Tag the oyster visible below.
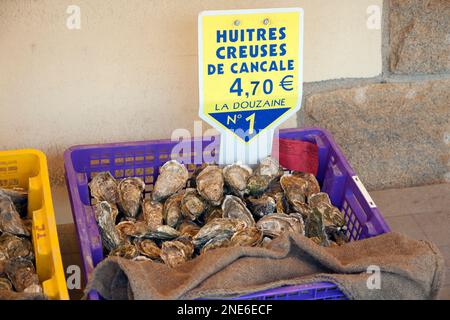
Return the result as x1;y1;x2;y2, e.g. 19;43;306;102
230;227;263;247
256;213;304;238
163;192;184;228
135;239;161;260
141;199;164;229
290;200;312;219
325;226;349;246
23;283;43;294
222;195;255;227
181;189;207;221
0;277;13;291
118;177;145;219
109;243;138;259
0;233;34;260
186;163;207;188
280;174;308;204
246;195;276;218
305;207;329;246
273;192;290;214
193;218;246;248
322;205;346;229
223;164;252;195
0;247;7;261
160;237;194;268
202;207;223;225
144;225;180;240
88;171;119;204
116;220;139;240
133;256;153;262
246;175;272;197
177;220;201;237
0;192;30;237
260;237;272;248
152;160;188;201
201;234;231;254
308;192;331;208
254;156;283;178
293;171;320;196
196;165;224;206
0;187;27;218
5;258;39;292
93;201;122;251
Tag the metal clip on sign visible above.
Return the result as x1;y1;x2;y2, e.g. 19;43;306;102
198;8;304;164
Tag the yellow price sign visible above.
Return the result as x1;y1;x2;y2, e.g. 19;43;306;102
198;8;304;144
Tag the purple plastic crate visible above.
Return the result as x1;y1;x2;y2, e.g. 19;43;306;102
64;127;390;300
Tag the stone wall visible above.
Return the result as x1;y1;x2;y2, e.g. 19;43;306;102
299;0;450;190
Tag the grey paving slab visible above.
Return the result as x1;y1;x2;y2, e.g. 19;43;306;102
371;183;450;218
413;212;450;247
385;215;429;241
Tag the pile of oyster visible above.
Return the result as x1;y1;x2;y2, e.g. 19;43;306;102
0;188;42;294
89;157;348;268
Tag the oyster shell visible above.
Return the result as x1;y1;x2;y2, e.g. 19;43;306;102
193;218;246;248
89;171;119;204
222;195;255;227
118;177;145;219
135;239;161;260
202;207;223;225
325;226;349;246
0;233;34;260
0;187;27;218
223;164;252;195
196;165;224;206
254;156;283;178
260;237;273;248
23;283;43;294
187;163;208;188
246;175;272;197
308;192;331;207
0;192;30;237
322;205;346;229
201;234;231;254
177;220;201;237
0;277;13;291
293;171;320;196
93;201;122;251
230;227;263;247
246;195;276;218
144;225;180;240
0;246;7;261
280;174;308;204
163;192;184;228
152;160;188;201
305;207;329;246
116;220;139;240
273;192;290;214
181;189;207;221
5;258;39;292
160;237;194;268
109;243;138;259
141;199;164;229
290;200;312;219
256;213;305;238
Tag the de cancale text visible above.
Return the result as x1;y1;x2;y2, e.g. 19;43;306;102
208;27;295;75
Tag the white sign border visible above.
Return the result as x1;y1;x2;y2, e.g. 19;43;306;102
198;7;304;144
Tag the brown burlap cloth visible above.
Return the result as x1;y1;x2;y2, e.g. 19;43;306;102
85;232;445;300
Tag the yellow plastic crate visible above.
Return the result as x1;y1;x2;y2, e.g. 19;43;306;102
0;149;68;300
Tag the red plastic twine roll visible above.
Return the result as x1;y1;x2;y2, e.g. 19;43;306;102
272;138;319;175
